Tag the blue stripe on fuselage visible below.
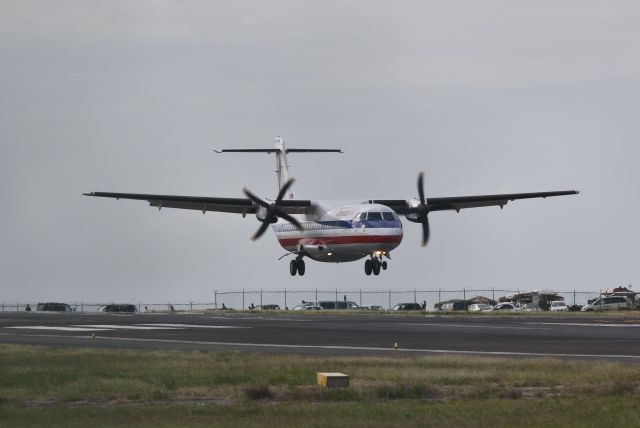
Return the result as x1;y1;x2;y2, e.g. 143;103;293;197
273;219;402;233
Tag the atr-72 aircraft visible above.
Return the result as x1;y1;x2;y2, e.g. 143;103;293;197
84;137;578;277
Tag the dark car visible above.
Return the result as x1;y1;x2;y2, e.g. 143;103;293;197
258;304;281;310
391;303;422;311
98;304;137;313
36;302;73;312
318;301;360;310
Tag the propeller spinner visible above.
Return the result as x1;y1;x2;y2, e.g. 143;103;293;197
243;178;303;240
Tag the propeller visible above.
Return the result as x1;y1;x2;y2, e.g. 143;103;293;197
243;178;303;240
406;172;431;246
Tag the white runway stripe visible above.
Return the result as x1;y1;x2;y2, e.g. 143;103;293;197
6;326;113;332
400;322;547;331
137;324;250;329
526;322;640;328
74;325;182;330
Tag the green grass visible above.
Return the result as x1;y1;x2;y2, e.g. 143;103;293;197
1;345;640;427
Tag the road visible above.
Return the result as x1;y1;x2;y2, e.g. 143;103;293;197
1;311;639;360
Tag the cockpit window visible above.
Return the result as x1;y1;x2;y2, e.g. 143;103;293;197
357;212;367;221
367;212;382;221
382;212;395;221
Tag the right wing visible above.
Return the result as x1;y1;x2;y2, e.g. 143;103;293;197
83;192;311;215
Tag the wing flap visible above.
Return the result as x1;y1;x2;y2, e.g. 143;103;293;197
84;192;311;215
371;190;578;213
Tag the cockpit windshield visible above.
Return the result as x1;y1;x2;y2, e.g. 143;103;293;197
357;211;397;221
367;212;383;221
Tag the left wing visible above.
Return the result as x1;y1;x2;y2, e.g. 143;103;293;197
83;192;311;215
372;190;579;214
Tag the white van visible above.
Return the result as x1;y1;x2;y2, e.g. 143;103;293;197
581;296;632;311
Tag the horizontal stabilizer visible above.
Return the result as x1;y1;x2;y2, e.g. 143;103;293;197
214;148;342;154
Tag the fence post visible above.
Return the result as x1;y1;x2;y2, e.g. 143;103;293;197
190;300;193;312
492;287;495;301
359;288;362;307
438;288;441;304
81;302;84;312
335;289;338;309
414;288;417;303
214;290;217;310
573;289;576;306
315;288;318;302
260;288;263;308
284;288;287;310
463;288;466;300
242;289;245;310
388;289;391;310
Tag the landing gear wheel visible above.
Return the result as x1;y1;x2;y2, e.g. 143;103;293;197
382;261;388;270
364;259;373;276
297;258;306;276
372;259;381;276
289;259;298;276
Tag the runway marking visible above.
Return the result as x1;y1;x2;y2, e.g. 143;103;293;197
137;324;251;329
526;322;640;328
5;326;113;332
8;333;640;360
74;325;182;330
400;323;547;331
205;316;310;322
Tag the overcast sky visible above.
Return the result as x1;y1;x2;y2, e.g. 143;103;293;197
1;1;639;304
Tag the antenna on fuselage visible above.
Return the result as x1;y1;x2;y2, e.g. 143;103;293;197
214;137;342;199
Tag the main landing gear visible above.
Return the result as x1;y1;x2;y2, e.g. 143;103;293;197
289;256;306;276
364;256;388;276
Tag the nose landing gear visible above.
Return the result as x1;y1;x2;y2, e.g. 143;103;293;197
364;255;388;276
289;256;306;276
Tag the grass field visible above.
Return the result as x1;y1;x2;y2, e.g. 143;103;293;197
1;345;640;427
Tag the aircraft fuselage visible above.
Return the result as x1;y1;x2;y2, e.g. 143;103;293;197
273;202;403;262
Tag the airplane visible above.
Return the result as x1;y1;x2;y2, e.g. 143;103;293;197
84;136;579;277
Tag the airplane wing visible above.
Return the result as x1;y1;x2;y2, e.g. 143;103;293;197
372;190;579;214
83;192;311;215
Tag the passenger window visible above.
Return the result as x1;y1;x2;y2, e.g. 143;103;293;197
368;212;382;221
382;212;395;221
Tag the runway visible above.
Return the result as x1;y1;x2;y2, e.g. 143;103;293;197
1;311;640;360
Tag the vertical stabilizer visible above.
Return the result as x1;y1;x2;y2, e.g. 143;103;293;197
273;136;292;199
214;138;342;199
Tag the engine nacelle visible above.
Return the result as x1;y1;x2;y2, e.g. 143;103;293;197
256;206;278;224
404;199;422;223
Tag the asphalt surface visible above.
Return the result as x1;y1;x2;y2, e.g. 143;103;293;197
1;311;640;360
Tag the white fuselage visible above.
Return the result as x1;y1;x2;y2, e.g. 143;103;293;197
272;201;403;262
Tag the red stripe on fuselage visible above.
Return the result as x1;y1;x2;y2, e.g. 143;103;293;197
278;235;403;247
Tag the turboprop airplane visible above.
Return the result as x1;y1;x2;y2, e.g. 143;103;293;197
84;137;579;276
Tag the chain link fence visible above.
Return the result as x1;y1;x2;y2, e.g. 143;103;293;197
0;289;604;313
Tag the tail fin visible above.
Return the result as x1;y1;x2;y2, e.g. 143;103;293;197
215;136;342;199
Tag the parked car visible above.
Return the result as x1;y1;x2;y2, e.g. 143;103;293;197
549;301;569;312
492;303;517;311
581;296;632;311
521;303;542;312
361;305;385;311
468;303;492;312
257;304;280;310
391;303;422;311
292;303;321;310
317;301;360;310
98;304;137;313
36;302;73;312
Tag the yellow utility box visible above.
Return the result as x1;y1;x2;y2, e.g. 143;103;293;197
317;372;349;388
